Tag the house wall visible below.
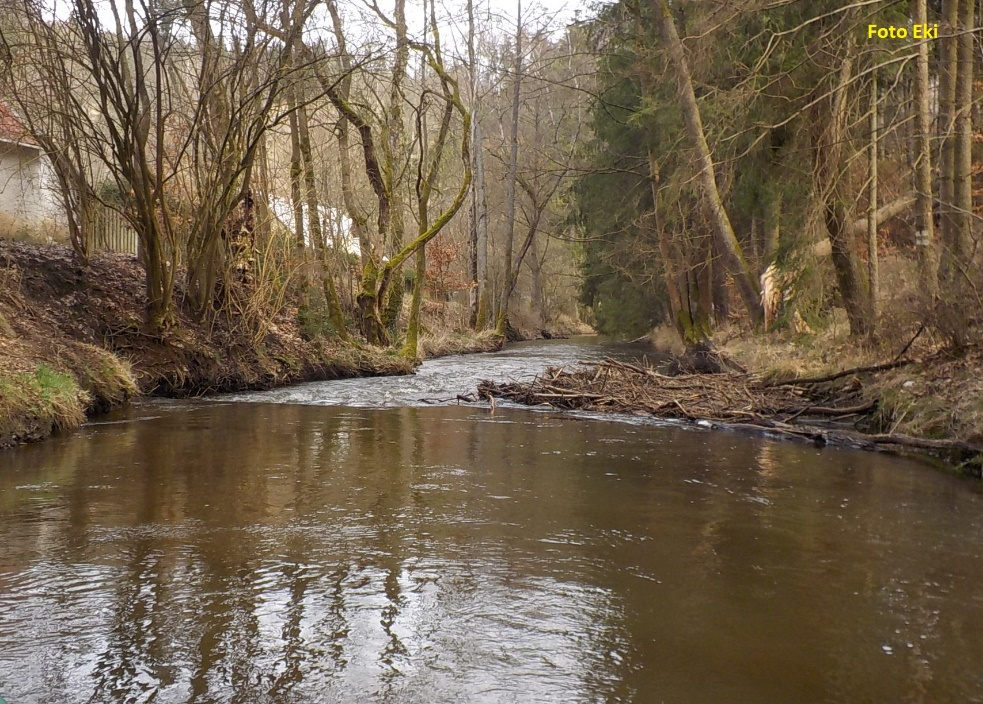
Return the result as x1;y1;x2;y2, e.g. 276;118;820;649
0;140;66;236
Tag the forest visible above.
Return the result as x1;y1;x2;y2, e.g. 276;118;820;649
0;0;981;460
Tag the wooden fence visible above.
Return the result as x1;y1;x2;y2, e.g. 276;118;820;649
91;206;139;255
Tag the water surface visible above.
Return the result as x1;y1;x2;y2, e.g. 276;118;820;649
1;338;981;703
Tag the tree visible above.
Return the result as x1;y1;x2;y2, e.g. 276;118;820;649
651;0;763;330
496;0;523;337
913;0;938;298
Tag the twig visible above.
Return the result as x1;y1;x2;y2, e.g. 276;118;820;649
893;324;925;362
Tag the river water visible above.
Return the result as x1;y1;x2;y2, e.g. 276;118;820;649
1;337;982;703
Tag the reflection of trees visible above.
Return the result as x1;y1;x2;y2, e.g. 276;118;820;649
3;402;982;701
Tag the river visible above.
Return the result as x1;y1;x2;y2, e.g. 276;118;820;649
1;337;981;703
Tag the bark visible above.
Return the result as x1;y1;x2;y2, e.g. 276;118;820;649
472;118;489;329
322;0;390;344
648;150;711;344
953;0;974;262
287;94;305;250
382;0;409;333
762;193;781;270
846;194;915;236
403;244;426;357
467;0;489;329
867;70;879;323
816;41;870;337
914;0;939;298
651;0;763;326
526;234;546;331
938;0;960;277
497;0;523;335
298;98;348;340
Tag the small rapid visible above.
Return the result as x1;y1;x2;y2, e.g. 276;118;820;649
218;335;657;408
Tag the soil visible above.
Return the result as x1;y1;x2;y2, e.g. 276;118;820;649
0;239;412;449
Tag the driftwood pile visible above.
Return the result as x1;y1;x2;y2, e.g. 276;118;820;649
477;358;983;462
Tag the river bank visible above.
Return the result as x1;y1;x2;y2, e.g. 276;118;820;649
1;239;598;450
0;239;444;450
479;338;983;476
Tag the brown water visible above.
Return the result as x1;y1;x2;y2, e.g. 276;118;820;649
1;339;982;703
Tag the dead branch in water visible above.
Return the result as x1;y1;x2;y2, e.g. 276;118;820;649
477;358;983;463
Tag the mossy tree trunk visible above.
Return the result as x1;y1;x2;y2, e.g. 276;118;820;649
652;0;763;328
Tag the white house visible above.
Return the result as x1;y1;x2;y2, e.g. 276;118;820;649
0;101;65;236
268;196;360;256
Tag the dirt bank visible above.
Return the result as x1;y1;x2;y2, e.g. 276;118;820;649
0;239;413;450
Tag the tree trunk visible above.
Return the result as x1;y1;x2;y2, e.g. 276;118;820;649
298;99;348;340
938;0;960;278
382;0;409;334
466;0;484;329
651;0;763;326
648;150;711;344
914;0;939;298
471;118;489;329
527;234;546;331
497;0;522;335
762;192;781;270
815;40;870;337
867;69;879;323
953;0;974;263
402;243;426;358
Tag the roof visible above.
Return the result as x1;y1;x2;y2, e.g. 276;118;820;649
0;100;38;147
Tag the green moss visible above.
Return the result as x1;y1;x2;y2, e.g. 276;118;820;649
35;365;77;401
0;365;87;443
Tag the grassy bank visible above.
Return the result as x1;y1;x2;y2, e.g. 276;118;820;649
0;239;412;450
718;321;983;452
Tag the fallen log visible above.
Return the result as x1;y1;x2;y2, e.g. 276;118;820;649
763;359;915;386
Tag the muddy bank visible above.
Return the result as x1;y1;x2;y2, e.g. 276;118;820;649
0;239;412;450
479;356;983;475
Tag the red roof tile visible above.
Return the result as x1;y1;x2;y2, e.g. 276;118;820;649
0;100;37;146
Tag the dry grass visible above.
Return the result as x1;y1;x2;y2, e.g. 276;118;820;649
715;284;983;455
0;324;138;448
0;335;89;445
870;350;983;445
419;329;504;359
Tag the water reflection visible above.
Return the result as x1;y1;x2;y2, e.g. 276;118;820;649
0;399;982;702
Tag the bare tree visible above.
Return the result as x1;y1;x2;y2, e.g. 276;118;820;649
914;0;938;298
496;0;523;336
